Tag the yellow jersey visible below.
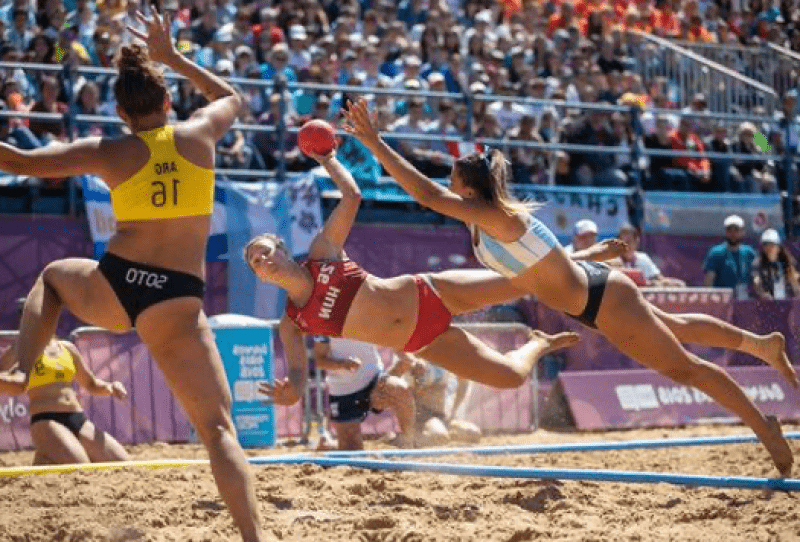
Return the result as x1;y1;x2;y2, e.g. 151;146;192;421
111;125;214;221
26;344;76;391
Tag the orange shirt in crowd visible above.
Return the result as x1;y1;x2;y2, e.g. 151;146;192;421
575;0;606;18
669;130;711;176
686;26;716;42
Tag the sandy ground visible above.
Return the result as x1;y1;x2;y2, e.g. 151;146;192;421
0;424;799;542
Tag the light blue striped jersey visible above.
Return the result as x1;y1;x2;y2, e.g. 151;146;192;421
471;214;559;278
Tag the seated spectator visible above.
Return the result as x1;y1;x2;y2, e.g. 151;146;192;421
487;82;529;133
703;214;757;299
313;337;415;450
643;114;677;189
418;100;459;178
28;75;67;144
610;223;686;287
386;95;429;171
564;219;598;255
752;229;800;300
508;113;548;184
703;122;736;192
254;93;308;171
597;38;626;74
564;109;626;187
668;115;712;191
260;42;297;83
553;150;572;185
730;121;777;193
392;352;481;446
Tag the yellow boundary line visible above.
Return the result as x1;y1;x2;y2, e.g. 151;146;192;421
0;458;210;477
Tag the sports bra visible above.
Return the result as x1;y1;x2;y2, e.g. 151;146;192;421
471;214;559;278
26;343;76;391
111;125;214;221
286;260;369;337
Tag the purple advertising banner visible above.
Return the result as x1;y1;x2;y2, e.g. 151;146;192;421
558;366;800;430
526;288;736;371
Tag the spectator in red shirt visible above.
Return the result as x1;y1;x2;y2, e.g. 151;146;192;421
650;0;680;37
548;1;575;37
670;114;712;190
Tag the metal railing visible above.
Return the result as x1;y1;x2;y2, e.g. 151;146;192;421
0;60;797;236
677;40;800;99
632;32;778;114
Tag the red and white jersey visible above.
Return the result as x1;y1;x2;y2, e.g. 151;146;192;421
285;259;369;337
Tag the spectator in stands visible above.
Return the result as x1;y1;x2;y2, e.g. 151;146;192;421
553;150;571;185
730;121;777;193
0;336;130;464
752;228;800;300
703;214;757;299
303;336;415;450
420;99;459;178
254;92;306;171
596;36;625;74
487;81;529;133
704;122;736;192
261;42;297;83
392;352;481;446
386;95;429;171
668;114;711;191
681;93;712;139
564;109;626;187
773;90;799;150
28;75;67;144
564;219;598;255
508;113;548;185
611;223;686;287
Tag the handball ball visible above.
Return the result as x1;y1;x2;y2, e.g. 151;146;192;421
298;119;336;156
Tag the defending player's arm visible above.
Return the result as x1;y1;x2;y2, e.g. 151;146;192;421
312;340;360;372
65;342;127;399
126;8;242;143
0;138;115;179
0;344;25;395
343;99;508;228
571;239;628;262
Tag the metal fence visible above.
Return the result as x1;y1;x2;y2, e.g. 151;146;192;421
0;57;798;236
677;40;800;100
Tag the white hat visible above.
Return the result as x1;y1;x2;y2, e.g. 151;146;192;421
723;214;745;229
427;72;445;85
761;228;781;244
215;59;234;74
574;219;598;236
475;10;493;24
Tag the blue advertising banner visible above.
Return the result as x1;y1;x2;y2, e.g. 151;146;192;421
210;315;276;448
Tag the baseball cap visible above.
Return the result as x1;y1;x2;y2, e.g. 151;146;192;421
574;219;598;236
761;228;781;244
723;214;745;229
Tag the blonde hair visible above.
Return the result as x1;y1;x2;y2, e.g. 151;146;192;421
243;233;288;271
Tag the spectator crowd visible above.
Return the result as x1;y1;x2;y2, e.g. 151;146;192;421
0;0;799;191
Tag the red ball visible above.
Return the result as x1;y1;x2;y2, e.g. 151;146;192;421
298;119;336;156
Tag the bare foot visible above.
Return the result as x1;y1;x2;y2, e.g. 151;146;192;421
762;415;793;477
528;329;581;356
761;333;798;388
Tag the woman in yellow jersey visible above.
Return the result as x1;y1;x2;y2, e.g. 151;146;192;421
0;11;265;542
0;338;129;464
